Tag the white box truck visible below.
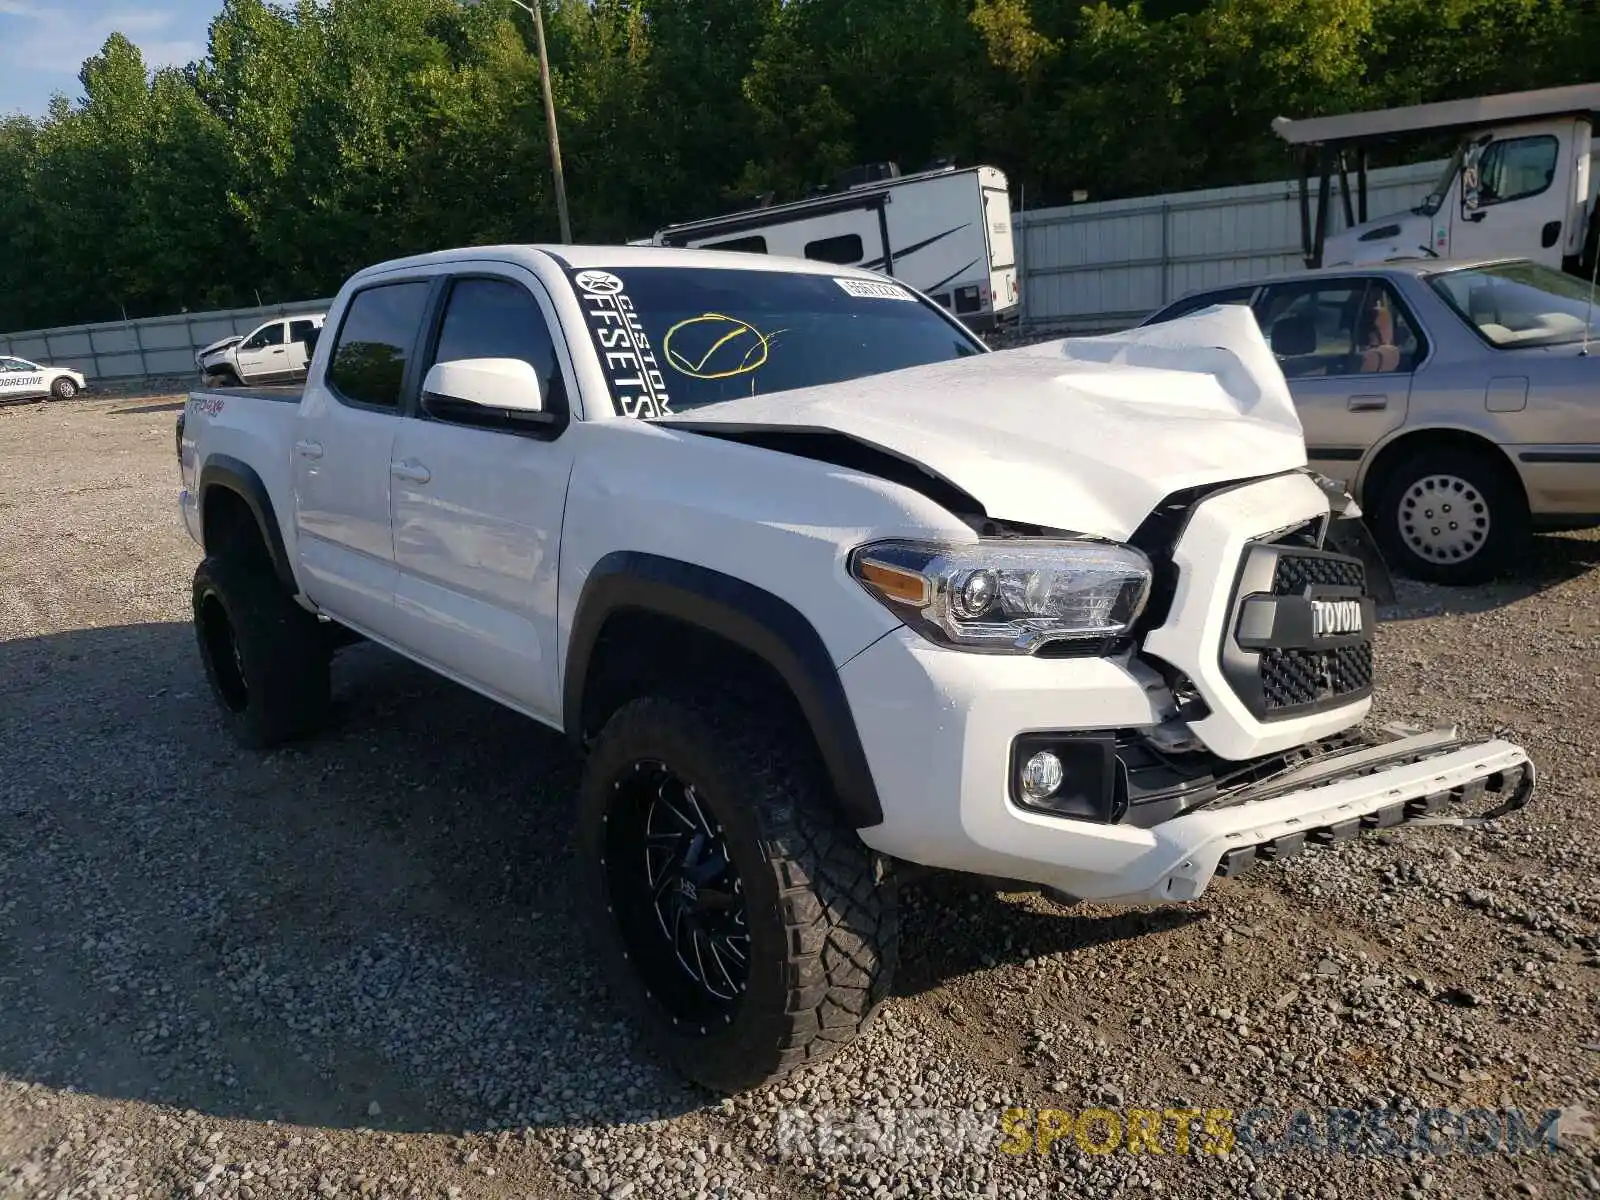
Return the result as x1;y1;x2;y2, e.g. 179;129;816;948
1274;84;1600;276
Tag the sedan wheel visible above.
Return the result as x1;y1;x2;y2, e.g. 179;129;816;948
1372;448;1528;586
49;376;78;400
1396;473;1490;566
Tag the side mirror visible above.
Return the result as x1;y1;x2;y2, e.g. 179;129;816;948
421;358;555;429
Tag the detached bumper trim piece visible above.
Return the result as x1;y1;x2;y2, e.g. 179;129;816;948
1144;732;1534;902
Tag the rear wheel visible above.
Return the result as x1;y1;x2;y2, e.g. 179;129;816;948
577;694;898;1093
192;552;330;749
1370;447;1528;585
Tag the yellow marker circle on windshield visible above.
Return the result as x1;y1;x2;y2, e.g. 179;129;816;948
663;313;772;380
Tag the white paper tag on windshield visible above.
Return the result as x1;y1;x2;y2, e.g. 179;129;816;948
834;277;915;301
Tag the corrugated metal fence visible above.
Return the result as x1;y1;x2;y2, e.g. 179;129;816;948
1013;158;1446;333
0;299;332;381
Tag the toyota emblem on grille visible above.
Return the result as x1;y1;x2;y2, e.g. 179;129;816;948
1310;598;1364;637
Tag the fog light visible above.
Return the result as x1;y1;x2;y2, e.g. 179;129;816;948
1021;750;1064;801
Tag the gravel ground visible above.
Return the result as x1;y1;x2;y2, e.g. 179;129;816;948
1;390;1597;1200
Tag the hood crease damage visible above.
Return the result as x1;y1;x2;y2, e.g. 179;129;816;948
658;305;1307;540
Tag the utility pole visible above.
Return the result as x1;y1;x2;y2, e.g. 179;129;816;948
507;0;572;243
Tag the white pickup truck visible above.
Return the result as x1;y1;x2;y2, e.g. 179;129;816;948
196;312;326;386
175;244;1535;1093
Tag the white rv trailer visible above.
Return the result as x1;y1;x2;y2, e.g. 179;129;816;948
650;164;1019;330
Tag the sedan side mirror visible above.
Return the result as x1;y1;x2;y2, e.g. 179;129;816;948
421;358;555;430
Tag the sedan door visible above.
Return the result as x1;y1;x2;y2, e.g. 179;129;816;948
388;270;577;725
1253;278;1420;480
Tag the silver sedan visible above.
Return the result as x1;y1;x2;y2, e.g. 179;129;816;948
1143;257;1600;584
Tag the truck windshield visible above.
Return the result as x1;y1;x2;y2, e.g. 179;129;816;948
1428;260;1598;348
562;266;986;417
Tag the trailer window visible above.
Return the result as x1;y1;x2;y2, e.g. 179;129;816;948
563;266;985;417
702;235;768;254
804;234;864;265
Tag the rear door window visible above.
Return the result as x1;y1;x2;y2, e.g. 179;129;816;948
327;282;432;408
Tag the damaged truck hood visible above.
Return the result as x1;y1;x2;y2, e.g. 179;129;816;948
657;305;1308;540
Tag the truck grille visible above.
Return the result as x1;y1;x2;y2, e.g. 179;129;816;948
1260;644;1374;711
1273;553;1364;594
1220;544;1375;721
1260;551;1372;711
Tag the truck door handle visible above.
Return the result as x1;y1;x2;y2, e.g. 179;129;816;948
1348;394;1388;412
390;459;431;484
271;347;286;354
294;439;324;460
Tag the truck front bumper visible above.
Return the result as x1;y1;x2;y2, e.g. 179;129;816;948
1130;731;1531;903
840;627;1534;905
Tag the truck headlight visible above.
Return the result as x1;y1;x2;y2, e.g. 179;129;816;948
849;539;1152;653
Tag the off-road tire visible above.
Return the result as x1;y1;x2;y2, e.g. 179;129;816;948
577;694;898;1093
192;552;330;750
1370;446;1529;586
48;376;77;400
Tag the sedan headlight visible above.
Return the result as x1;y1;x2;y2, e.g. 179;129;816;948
849;539;1152;653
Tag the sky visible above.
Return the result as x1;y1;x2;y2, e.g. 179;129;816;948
0;0;213;118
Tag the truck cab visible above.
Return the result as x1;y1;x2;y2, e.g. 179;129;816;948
1275;84;1600;276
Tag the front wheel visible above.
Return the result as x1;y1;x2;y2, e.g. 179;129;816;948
1369;447;1528;585
577;694;898;1093
49;376;77;400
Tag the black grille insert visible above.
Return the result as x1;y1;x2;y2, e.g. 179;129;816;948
1259;644;1374;711
1221;544;1375;721
1274;553;1364;595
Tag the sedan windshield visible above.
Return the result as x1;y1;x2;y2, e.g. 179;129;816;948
562;266;986;416
1429;260;1597;348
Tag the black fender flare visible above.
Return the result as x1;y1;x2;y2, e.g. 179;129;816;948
197;454;296;592
564;551;884;829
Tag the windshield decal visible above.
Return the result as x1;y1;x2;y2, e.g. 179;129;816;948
834;277;915;302
663;313;783;381
571;269;673;417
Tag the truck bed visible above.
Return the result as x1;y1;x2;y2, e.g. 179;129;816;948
204;384;304;404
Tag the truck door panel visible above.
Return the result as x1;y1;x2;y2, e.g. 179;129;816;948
294;282;431;634
236;321;288;383
287;319;320;379
389;272;574;724
1449;123;1576;267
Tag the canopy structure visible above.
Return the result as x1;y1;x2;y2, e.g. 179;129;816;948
1273;84;1600;148
1273;84;1600;267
